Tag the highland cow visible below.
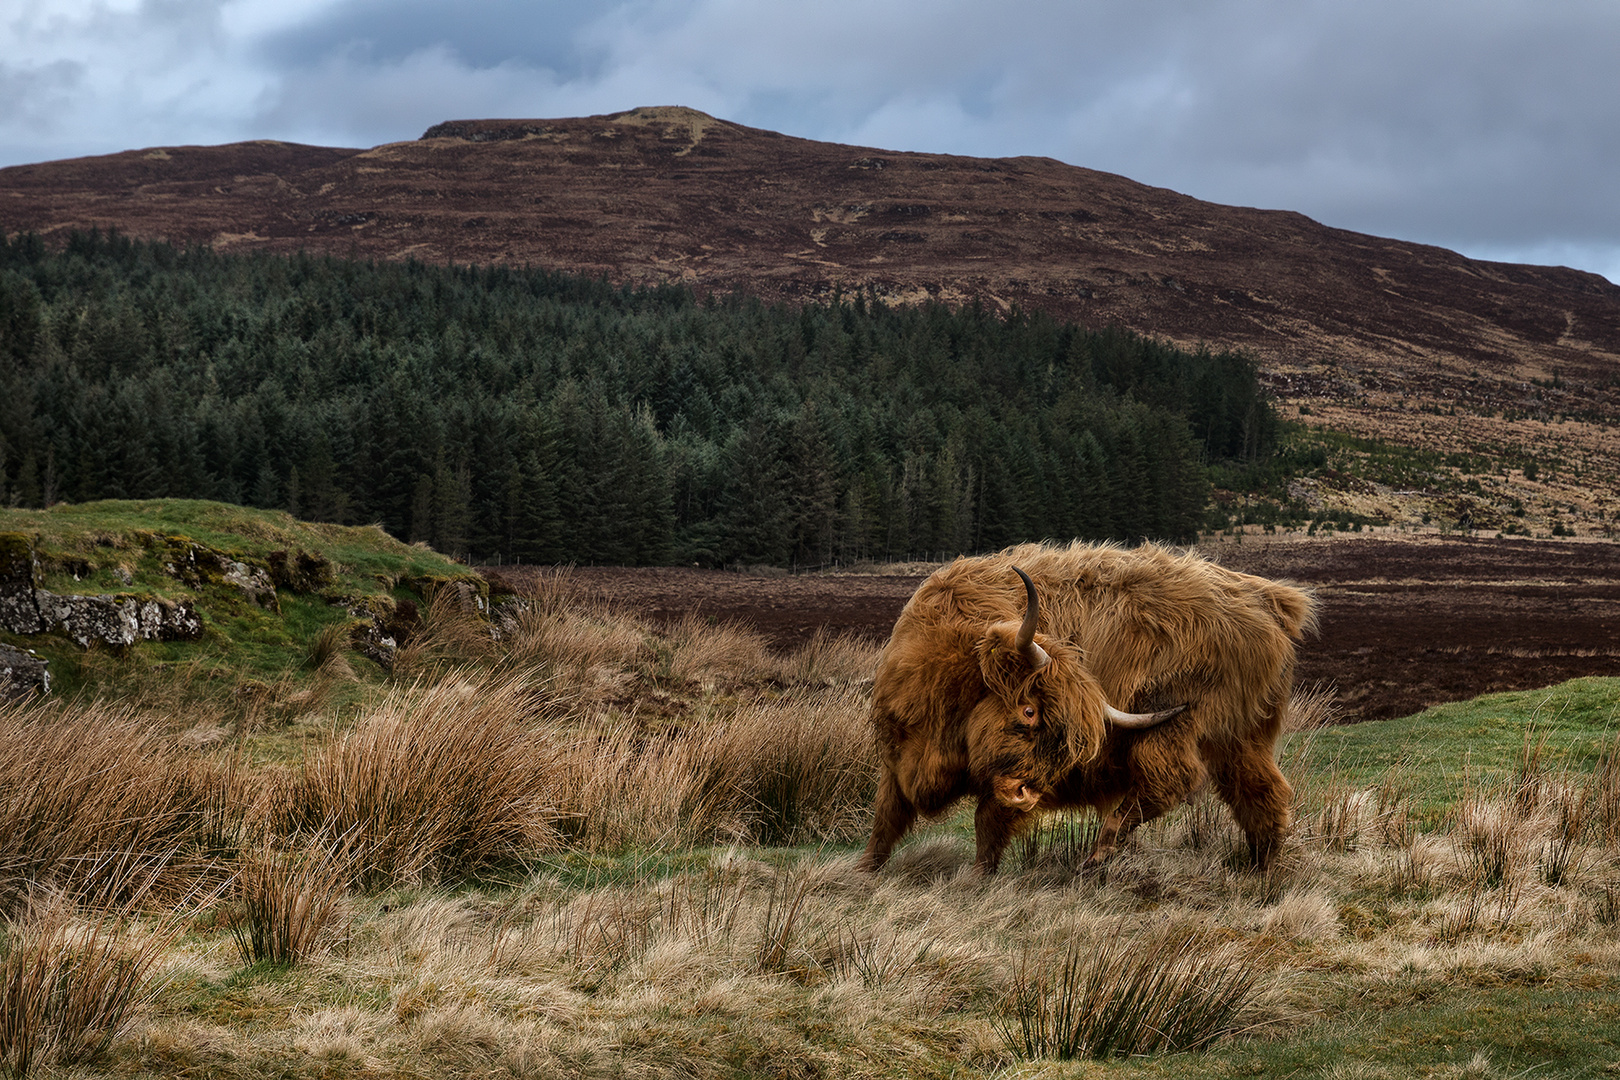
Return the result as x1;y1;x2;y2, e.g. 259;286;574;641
859;541;1317;874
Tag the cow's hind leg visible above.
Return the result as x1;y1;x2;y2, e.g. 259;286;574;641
1207;743;1292;869
859;771;917;872
1087;736;1208;868
1087;769;1207;867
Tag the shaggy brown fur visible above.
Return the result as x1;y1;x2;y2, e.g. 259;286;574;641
859;541;1317;874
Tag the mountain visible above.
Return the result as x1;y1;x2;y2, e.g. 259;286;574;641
3;105;1618;534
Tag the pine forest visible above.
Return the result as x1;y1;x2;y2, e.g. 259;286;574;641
0;230;1279;566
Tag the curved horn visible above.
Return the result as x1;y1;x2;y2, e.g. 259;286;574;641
1104;702;1189;729
1012;567;1050;669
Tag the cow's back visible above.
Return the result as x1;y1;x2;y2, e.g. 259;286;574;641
1000;542;1314;738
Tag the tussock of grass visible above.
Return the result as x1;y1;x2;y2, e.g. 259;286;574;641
653;612;773;686
270;676;569;889
229;841;351;967
304;622;356;681
549;686;876;851
1000;924;1270;1059
389;584;499;678
0;705;238;914
0;899;181;1078
772;626;882;685
1285;681;1342;732
491;571;648;683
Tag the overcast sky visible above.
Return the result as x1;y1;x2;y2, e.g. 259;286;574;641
4;0;1618;283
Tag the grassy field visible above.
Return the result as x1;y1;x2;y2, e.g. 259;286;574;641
2;505;1618;1079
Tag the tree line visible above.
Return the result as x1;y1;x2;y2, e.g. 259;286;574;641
0;230;1279;566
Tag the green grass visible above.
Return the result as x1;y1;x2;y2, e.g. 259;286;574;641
0;499;458;586
1286;677;1620;820
1085;981;1620;1079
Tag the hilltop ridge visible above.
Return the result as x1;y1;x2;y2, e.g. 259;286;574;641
3;106;1618;533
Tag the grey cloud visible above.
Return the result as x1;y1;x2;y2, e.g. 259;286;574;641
258;0;620;80
659;0;1620;266
250;46;569;145
1018;2;1620;251
0;59;87;134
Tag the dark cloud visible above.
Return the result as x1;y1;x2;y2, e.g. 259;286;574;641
257;0;615;78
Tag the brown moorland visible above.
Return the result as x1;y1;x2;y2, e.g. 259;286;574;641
4;106;1618;533
489;532;1620;724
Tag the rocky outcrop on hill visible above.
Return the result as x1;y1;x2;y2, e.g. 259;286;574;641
0;523;486;682
0;533;44;636
0;531;204;648
159;536;280;610
1;532;204;647
344;594;422;671
31;590;204;647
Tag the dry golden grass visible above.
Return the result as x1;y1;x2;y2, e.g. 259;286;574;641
38;761;1620;1078
390;583;502;677
3;570;1616;1077
543;683;875;852
305;622;357;681
652;611;773;686
488;570;648;687
1;887;195;1078
268;675;571;889
0;704;240;915
112;765;1620;1077
1000;922;1270;1059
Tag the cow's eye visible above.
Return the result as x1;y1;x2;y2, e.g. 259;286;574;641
1021;705;1038;724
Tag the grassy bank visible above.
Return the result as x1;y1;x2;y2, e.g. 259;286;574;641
0;498;479;709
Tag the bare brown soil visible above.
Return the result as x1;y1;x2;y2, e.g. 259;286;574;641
486;534;1620;724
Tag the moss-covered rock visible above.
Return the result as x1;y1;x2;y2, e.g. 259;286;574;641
0;531;43;633
268;548;336;594
343;594;424;671
35;590;203;647
402;574;491;609
2;531;204;647
0;642;48;698
150;534;279;610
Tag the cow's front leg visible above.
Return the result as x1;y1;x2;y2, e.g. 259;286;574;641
973;792;1029;874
